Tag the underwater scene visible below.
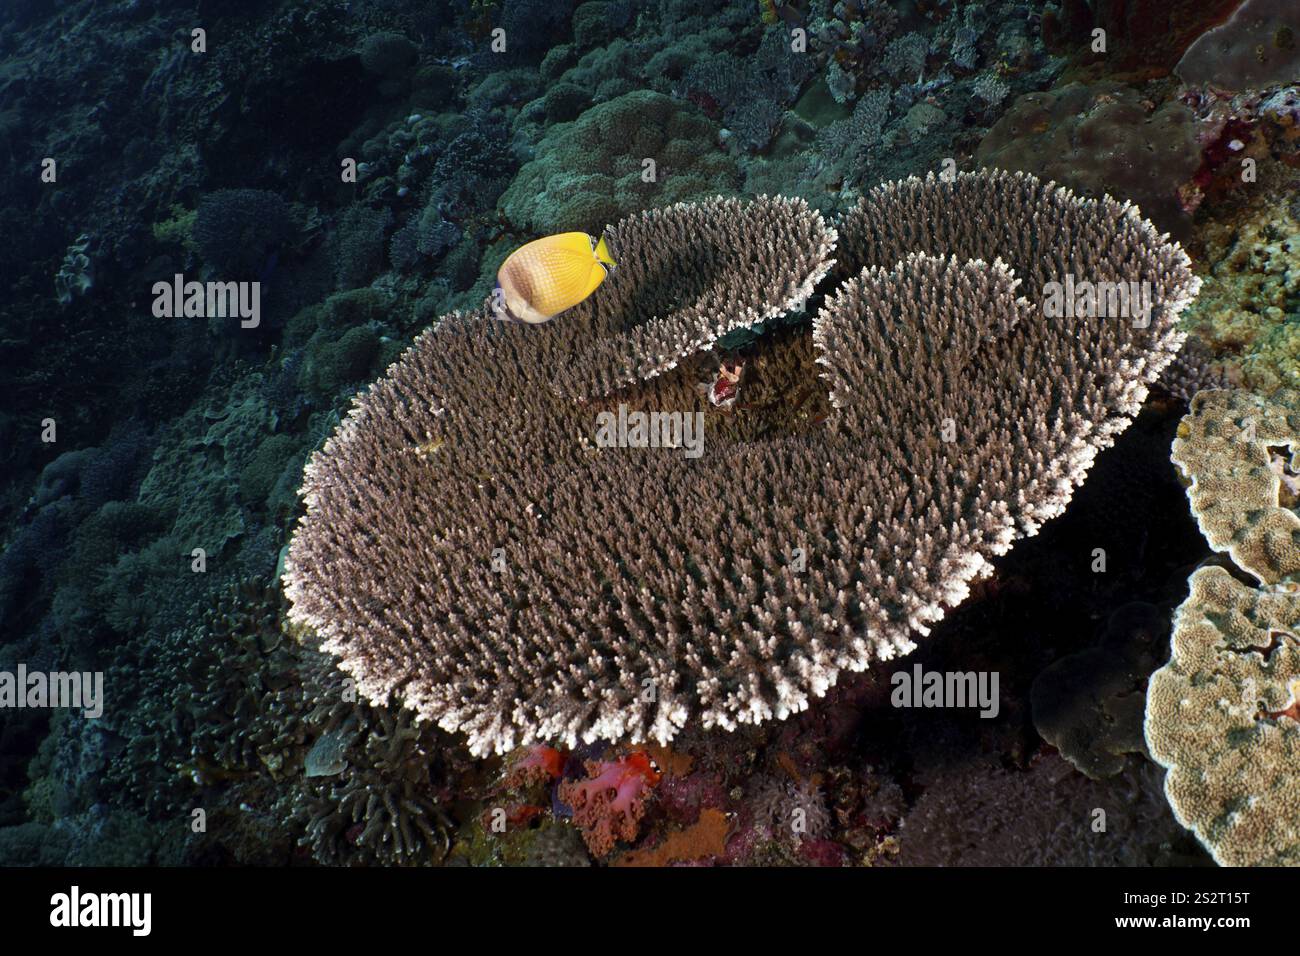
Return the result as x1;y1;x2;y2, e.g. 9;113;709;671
1;0;1299;887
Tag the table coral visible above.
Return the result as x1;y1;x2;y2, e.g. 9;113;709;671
284;171;1198;758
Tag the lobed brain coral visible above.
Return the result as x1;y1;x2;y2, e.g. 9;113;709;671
284;170;1199;757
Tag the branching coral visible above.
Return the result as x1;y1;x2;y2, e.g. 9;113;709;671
680;28;814;153
284;171;1198;757
290;691;455;867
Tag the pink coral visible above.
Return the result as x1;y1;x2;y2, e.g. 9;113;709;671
503;744;566;790
559;753;660;856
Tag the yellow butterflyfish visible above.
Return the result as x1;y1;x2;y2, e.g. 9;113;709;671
492;231;616;324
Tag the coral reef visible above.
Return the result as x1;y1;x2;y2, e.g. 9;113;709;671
500;90;740;235
284;171;1198;758
558;752;661;856
6;0;1291;872
1171;389;1300;585
1146;566;1300;865
976;82;1201;235
1176;0;1300;90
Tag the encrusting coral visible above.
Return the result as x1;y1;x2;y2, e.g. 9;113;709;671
1147;388;1300;865
1145;566;1300;866
284;170;1199;758
1178;172;1300;396
1170;389;1300;585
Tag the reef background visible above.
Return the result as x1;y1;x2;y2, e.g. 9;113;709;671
1;0;1296;866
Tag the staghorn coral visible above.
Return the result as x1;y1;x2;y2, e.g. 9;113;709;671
284;171;1198;758
1145;565;1300;865
1170;389;1300;585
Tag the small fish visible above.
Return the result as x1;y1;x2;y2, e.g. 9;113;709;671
492;231;616;324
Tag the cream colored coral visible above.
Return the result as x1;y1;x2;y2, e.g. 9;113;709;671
1145;565;1300;866
1171;389;1300;584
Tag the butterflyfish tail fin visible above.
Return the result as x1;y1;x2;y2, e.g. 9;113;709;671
593;233;616;268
